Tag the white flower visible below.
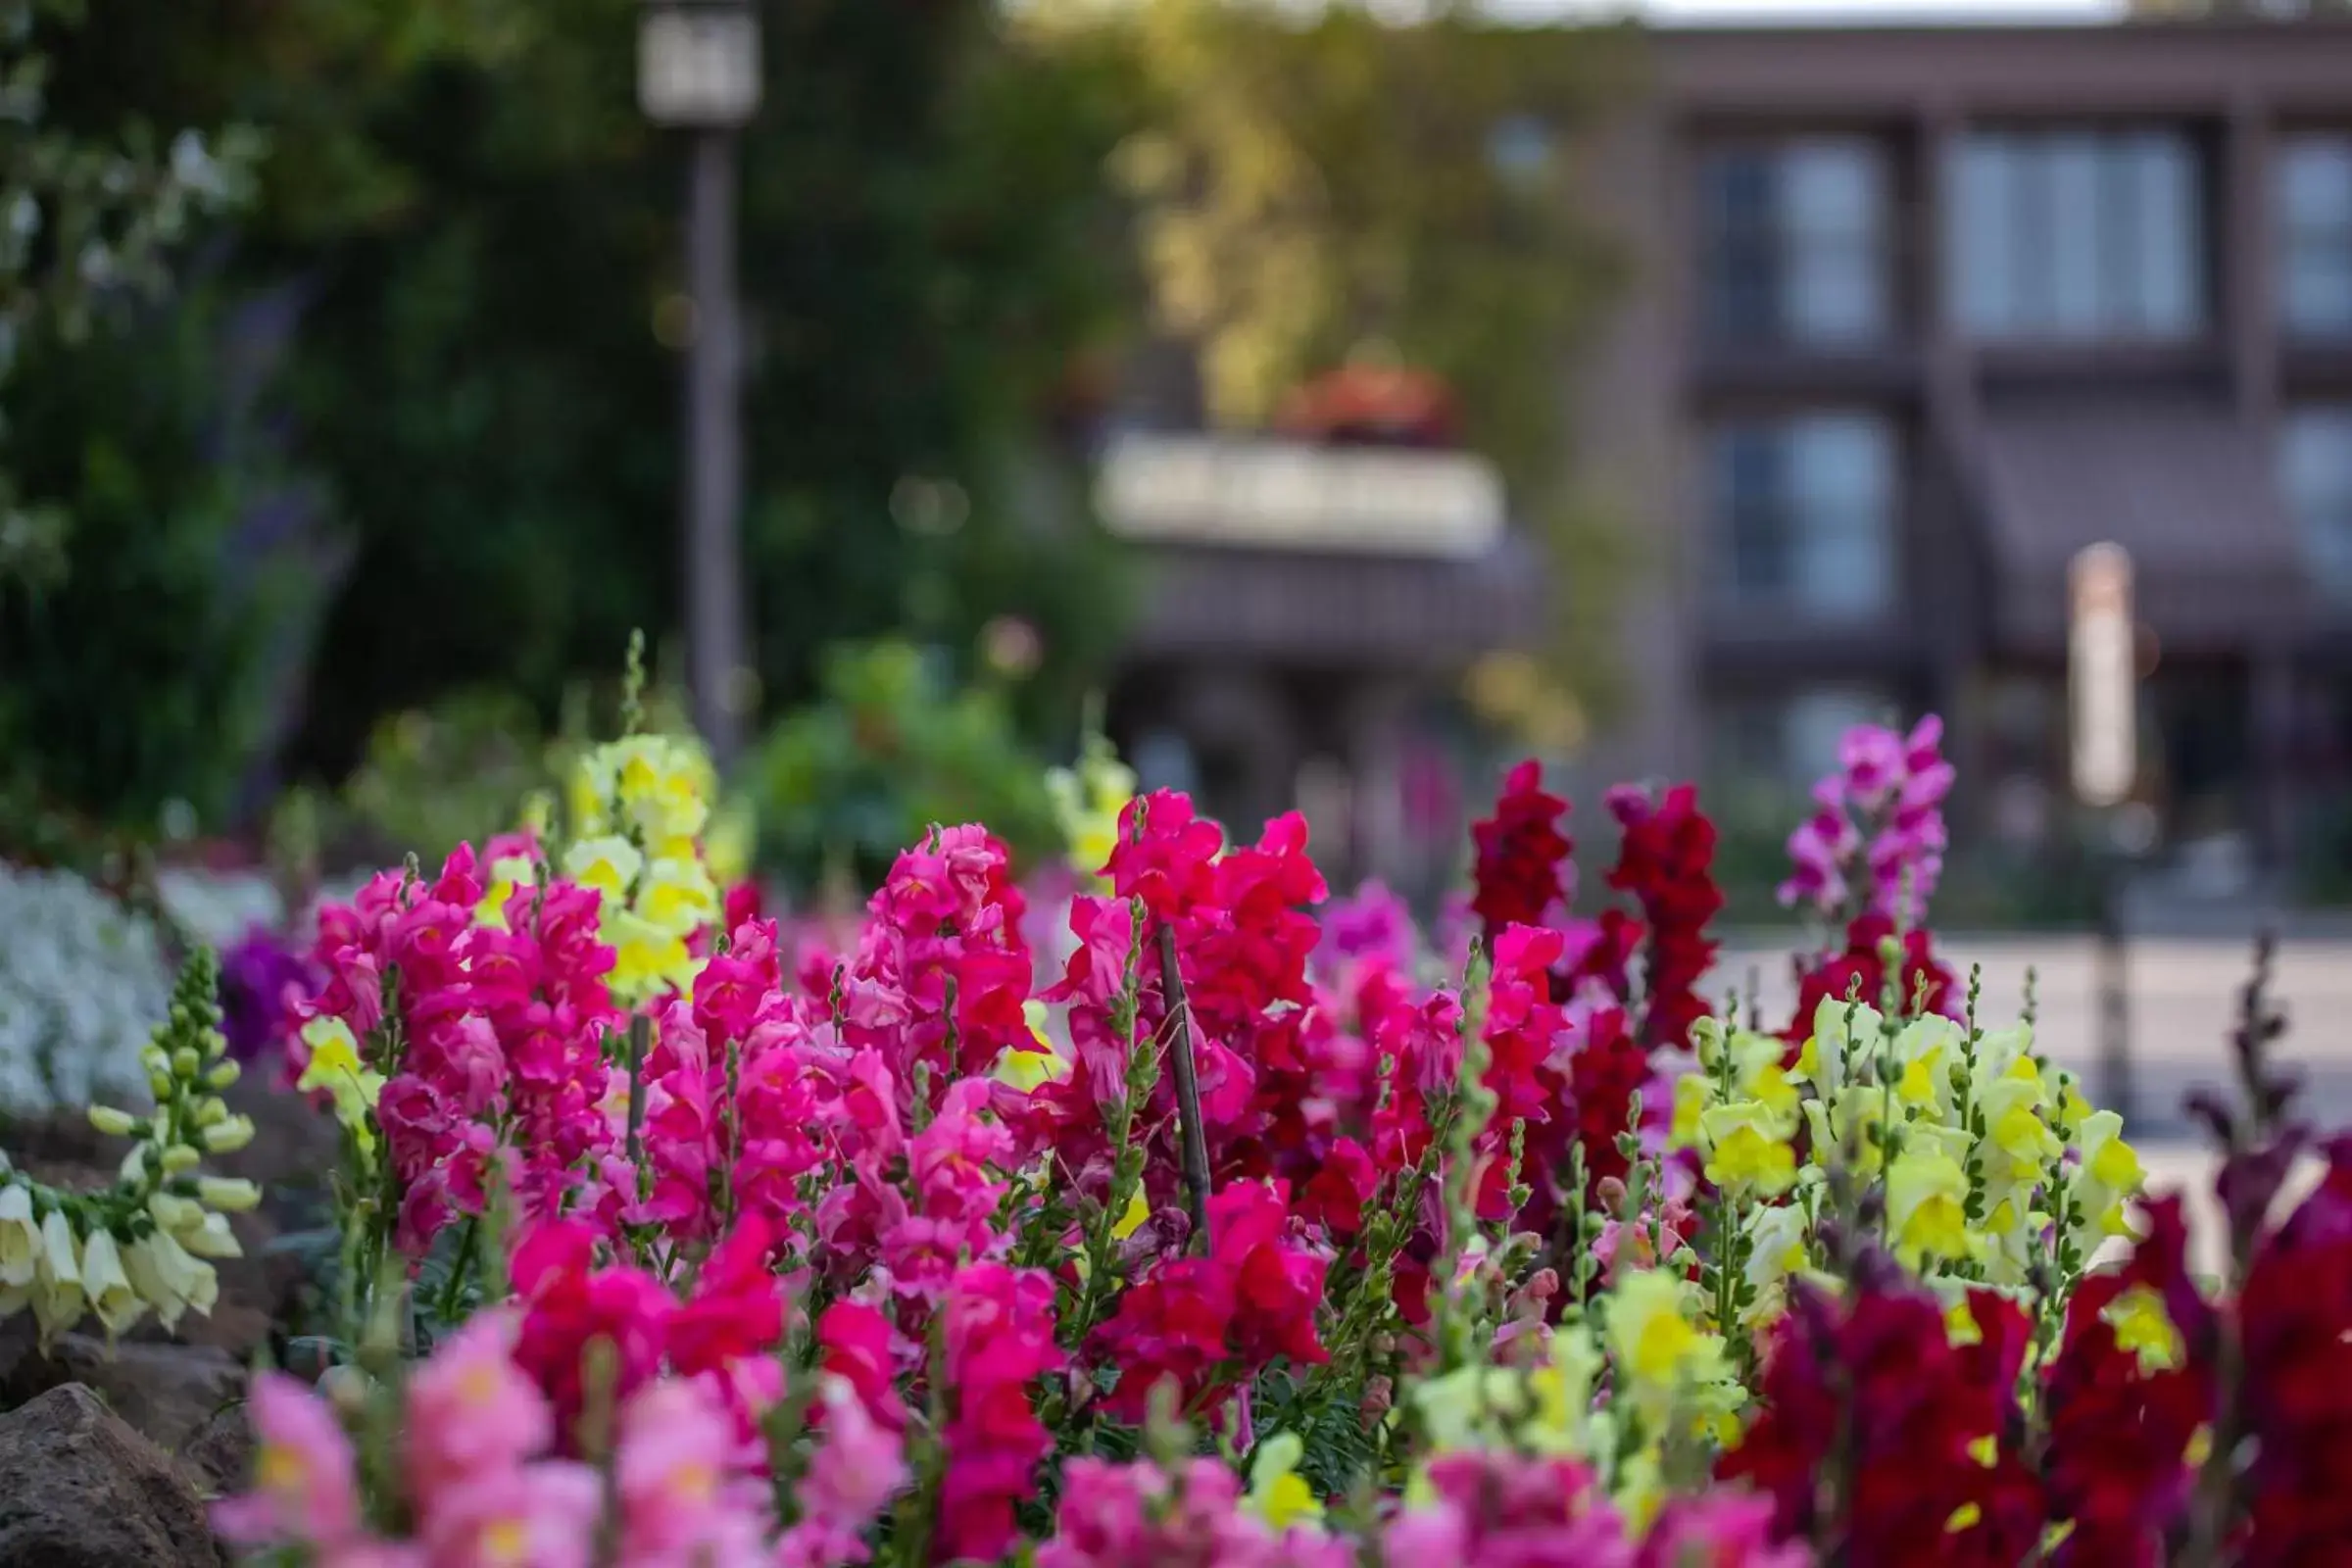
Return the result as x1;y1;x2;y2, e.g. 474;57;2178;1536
0;865;171;1119
200;1114;256;1154
31;1208;83;1342
175;1210;243;1260
123;1230;212;1330
196;1177;262;1212
78;1228;143;1341
0;1183;36;1289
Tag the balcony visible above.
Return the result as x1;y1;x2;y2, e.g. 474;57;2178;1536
1094;433;1543;667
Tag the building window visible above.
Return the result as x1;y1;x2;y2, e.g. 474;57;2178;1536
1707;412;1897;619
2282;407;2352;601
1700;138;1888;348
1949;128;2204;342
2279;135;2352;339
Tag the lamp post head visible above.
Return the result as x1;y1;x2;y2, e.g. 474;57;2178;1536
639;0;761;128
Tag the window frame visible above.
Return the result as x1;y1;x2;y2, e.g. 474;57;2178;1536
1946;123;2208;346
1704;409;1901;622
1697;135;1892;352
2278;132;2352;342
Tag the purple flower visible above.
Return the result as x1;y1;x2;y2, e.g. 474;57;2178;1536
220;924;318;1062
1316;881;1416;975
1779;713;1952;929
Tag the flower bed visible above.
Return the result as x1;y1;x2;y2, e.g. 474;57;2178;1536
1;710;2339;1566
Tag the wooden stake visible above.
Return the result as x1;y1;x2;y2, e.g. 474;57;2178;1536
1157;921;1211;1249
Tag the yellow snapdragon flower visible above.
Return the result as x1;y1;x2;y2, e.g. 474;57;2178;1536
1045;735;1136;884
1893;1015;1965;1116
570;733;725;1004
576;734;715;846
1977;1063;2064;1186
1605;1270;1734;1431
1804;1083;1891;1178
1245;1433;1324;1529
2103;1284;2183;1373
1886;1144;1975;1268
297;1017;385;1154
476;845;539;929
2073;1109;2145;1240
606;909;697;1002
563;835;644;903
1699;1102;1797;1197
1792;996;1884;1096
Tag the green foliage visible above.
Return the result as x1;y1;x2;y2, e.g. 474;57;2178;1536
0;0;257;589
11;0;1134;811
746;640;1062;897
1039;0;1632;726
335;688;555;867
0;297;330;838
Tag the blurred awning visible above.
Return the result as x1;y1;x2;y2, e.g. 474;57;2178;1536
1096;433;1504;560
1122;535;1548;668
1976;392;2306;654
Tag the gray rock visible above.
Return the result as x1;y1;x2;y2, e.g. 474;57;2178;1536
173;1402;254;1499
0;1383;224;1567
0;1333;246;1482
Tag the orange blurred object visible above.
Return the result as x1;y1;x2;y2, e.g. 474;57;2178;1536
1276;364;1460;449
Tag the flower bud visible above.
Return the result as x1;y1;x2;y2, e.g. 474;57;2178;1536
320;1364;373;1417
0;1184;37;1289
205;1059;240;1090
196;1178;261;1213
171;1047;202;1081
148;1071;174;1101
86;1106;137;1138
194;1098;228;1128
177;1210;242;1260
140;1045;170;1076
160;1145;203;1175
201;1116;256;1154
149;1193;199;1233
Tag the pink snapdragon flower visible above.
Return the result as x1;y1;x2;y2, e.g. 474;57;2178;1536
1041;1455;1352;1568
1639;1490;1815;1567
1778;715;1951;929
936;1262;1065;1563
612;1378;771;1567
415;1463;601;1568
404;1310;550;1496
1384;1452;1634;1568
213;1371;365;1550
772;1375;908;1568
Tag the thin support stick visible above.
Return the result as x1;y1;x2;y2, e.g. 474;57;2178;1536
1157;922;1211;1249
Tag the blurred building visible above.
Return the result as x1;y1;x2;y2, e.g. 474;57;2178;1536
1575;13;2352;882
1093;358;1546;892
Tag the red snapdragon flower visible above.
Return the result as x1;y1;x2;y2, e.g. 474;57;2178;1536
1471;760;1572;942
1603;784;1724;1054
1096;1179;1329;1421
1723;1277;2041;1564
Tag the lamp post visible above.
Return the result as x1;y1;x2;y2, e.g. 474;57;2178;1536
639;0;760;770
2070;542;2139;1126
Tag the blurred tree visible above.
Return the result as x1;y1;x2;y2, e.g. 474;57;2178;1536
0;0;255;588
1029;0;1636;732
747;639;1062;896
0;292;329;839
29;0;1134;808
